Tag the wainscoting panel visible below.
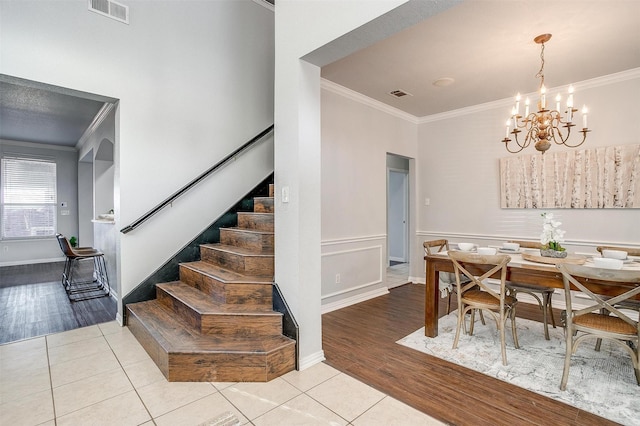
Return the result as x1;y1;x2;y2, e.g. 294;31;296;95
321;236;387;311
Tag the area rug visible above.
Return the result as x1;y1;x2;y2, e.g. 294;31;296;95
397;313;640;425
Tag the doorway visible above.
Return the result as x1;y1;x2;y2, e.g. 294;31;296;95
386;154;410;288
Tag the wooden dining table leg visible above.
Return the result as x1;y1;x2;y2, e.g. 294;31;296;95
425;257;440;337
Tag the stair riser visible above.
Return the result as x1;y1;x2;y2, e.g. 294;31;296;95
179;266;273;307
166;343;296;382
269;184;274;198
127;305;295;382
253;197;274;213
127;308;170;378
201;315;283;337
157;285;283;337
201;246;274;277
237;213;274;232
220;228;274;252
156;287;201;330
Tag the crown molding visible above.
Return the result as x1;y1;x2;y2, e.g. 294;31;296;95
418;67;640;124
321;79;419;124
76;102;117;150
0;138;76;152
321;68;640;126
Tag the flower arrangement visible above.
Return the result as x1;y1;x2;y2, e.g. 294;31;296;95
540;212;565;254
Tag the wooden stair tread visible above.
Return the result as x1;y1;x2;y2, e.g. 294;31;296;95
157;281;282;315
223;227;273;236
181;261;273;284
128;300;295;353
201;243;273;257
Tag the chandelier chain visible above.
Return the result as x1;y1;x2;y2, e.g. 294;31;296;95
535;42;545;89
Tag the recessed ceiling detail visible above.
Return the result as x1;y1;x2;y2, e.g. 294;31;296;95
389;90;413;98
432;77;455;87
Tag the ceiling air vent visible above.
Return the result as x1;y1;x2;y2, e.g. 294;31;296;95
88;0;129;24
389;89;412;98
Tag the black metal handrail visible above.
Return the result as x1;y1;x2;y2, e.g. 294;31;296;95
120;125;274;234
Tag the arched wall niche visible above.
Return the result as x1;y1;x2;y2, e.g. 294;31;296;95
94;138;114;218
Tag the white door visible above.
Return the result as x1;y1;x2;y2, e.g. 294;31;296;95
388;169;408;264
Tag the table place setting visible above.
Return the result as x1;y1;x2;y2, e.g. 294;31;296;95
446;242;640;271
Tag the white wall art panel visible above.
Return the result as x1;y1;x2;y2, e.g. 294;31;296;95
500;144;640;208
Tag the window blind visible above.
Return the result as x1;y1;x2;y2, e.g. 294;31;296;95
1;156;57;239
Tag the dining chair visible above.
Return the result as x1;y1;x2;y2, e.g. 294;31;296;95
448;251;519;366
423;239;484;323
556;263;640;390
505;239;557;340
424;239;458;314
595;246;640;312
56;234;110;301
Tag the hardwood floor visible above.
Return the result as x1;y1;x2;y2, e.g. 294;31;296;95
0;262;117;345
322;283;616;426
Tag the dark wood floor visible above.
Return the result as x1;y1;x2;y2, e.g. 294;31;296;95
322;283;616;426
0;262;117;345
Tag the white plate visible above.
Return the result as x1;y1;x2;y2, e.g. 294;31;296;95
589;257;636;264
499;248;523;254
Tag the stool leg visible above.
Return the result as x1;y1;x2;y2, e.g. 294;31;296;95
97;255;110;295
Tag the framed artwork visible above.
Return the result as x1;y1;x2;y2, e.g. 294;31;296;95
500;144;640;208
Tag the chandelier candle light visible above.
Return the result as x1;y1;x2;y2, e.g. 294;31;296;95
502;34;591;154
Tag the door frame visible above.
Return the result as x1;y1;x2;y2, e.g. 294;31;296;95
387;167;409;265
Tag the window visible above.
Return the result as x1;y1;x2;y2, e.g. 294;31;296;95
1;156;57;239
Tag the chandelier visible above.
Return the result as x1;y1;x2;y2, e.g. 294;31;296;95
502;34;590;154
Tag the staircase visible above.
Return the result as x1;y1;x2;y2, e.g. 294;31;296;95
126;184;296;382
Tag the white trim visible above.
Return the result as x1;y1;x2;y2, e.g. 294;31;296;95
0;139;76;152
323;278;383;299
409;275;425;285
321;79;419;124
322;287;389;314
322;244;382;258
76;102;116;150
418;67;640;124
298;350;326;371
322;68;640;125
322;234;386;246
0;256;65;267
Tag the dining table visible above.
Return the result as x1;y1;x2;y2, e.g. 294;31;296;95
424;248;640;337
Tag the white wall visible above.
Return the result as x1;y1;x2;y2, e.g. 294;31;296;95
412;71;640;280
0;1;275;320
275;0;411;369
320;82;417;312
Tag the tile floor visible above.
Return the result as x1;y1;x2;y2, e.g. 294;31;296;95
0;321;443;426
386;262;410;289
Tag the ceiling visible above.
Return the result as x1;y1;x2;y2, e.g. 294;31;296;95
0;77;110;148
1;1;638;148
321;0;640;118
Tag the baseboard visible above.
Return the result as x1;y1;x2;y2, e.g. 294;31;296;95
298;350;326;371
321;287;389;314
0;257;65;267
409;275;424;284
